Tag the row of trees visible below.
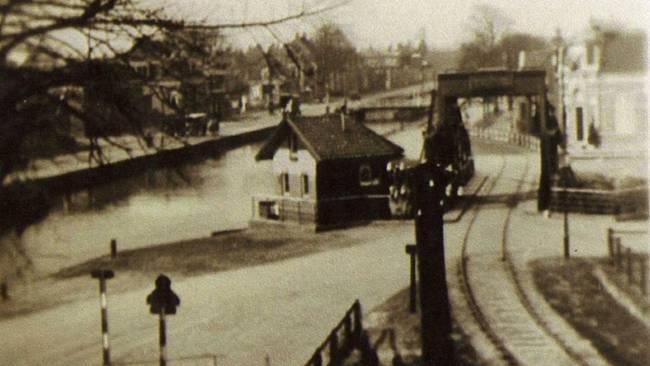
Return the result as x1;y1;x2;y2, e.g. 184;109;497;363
0;0;350;184
458;4;551;70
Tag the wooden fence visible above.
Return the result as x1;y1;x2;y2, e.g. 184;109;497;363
607;228;649;295
550;186;648;215
468;127;540;151
303;300;379;366
113;353;221;365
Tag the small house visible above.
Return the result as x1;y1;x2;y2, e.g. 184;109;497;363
253;112;404;230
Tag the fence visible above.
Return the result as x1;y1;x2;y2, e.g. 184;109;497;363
551;186;648;215
606;228;649;295
113;353;221;365
303;300;379;366
468;127;540;151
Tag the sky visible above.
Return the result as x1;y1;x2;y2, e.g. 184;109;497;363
164;0;650;49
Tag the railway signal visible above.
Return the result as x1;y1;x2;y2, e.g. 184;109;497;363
412;161;454;365
147;274;180;366
90;269;114;366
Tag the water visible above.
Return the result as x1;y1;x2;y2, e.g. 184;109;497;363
0;121;419;280
1;143;274;277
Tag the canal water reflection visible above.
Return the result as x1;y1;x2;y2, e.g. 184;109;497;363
1;121;419;281
5;143;274;277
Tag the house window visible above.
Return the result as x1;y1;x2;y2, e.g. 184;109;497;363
302;174;309;196
575;107;584;141
359;164;377;186
282;173;290;194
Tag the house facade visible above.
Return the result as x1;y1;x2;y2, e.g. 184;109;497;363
561;25;647;155
253;112;404;230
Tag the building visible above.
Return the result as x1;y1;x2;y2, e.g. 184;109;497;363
124;34;230;119
561;25;647;156
253;112;404;230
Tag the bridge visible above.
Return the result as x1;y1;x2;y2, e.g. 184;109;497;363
347;82;434;122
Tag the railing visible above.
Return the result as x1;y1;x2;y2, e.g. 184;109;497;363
468;127;540;151
251;194;317;224
303;300;378;366
550;186;648;215
607;228;649;295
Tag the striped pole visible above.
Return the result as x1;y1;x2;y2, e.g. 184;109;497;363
91;270;114;366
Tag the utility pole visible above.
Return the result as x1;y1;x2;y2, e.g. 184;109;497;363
91;269;115;366
413;162;454;365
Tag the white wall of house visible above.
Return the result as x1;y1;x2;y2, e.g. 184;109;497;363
564;73;647;151
272;147;317;198
562;36;647;153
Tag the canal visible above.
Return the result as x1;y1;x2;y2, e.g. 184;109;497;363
1;143;274;278
0;121;422;281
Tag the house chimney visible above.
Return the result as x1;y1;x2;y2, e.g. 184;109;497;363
340;111;346;131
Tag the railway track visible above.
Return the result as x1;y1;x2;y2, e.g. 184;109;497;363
457;153;590;366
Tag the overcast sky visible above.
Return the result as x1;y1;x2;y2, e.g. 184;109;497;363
166;0;649;49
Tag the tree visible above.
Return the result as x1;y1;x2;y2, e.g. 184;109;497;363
500;32;548;69
458;3;513;70
310;22;359;96
0;0;348;185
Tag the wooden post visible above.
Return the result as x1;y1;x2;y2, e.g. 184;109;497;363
329;331;340;366
343;314;352;352
110;239;117;259
640;257;648;296
353;301;362;343
607;228;614;263
615;238;622;270
627;248;633;284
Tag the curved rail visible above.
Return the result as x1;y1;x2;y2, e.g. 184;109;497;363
457;155;518;365
500;163;592;366
458;152;593;366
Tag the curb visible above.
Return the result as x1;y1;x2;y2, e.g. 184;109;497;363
593;266;650;329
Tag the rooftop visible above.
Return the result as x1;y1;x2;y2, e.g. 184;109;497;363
256;113;404;161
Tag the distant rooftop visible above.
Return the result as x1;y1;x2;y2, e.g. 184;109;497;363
600;32;647;73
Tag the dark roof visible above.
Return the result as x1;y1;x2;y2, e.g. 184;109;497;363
256;114;404;161
601;32;647;73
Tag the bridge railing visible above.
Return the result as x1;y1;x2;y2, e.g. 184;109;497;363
468;127;540;151
303;300;376;366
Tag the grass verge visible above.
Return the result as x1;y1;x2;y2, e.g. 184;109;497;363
55;226;354;278
531;257;650;366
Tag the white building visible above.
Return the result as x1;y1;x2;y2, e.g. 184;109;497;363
561;25;647;157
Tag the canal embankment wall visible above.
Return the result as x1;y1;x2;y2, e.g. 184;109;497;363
0;125;276;232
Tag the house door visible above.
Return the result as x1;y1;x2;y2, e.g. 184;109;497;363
575;107;584;141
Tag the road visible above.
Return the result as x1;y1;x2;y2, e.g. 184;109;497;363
0;224;417;366
0;145;544;366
